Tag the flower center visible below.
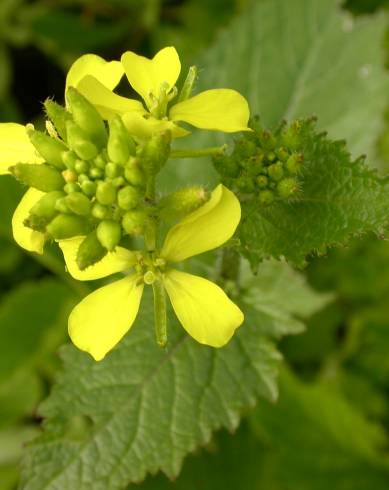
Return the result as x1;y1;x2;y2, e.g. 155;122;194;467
148;81;178;119
134;252;167;285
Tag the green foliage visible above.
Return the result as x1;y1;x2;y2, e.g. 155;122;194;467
20;261;326;489
227;118;389;268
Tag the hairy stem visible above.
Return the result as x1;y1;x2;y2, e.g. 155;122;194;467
170;146;226;159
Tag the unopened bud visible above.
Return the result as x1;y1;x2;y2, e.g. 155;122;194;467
44;99;72;141
90;167;104;179
141;131;171;176
277;177;299;198
66;121;98;160
65;192;91;216
159;187;209;220
258;190;275;205
94;154;106;169
256;175;268;189
213;155;240;178
81;180;96;197
74;160;89;174
286;153;303;174
28;130;67;169
25;190;65;231
259;130;277;150
105;162;122;178
268;162;284;181
62;151;78;169
46;214;90;239
124;157;145;187
64;182;80;194
62;169;78;183
96;220;122;251
122;210;147;236
55;197;69;213
107;116;136;165
282;122;302;150
96;181;117;205
66;87;107;148
275;147;289;162
91;203;110;220
76;231;107;270
117;185;141;210
236;176;255;193
10;163;65;192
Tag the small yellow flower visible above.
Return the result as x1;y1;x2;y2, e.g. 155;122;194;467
58;184;244;361
66;46;251;138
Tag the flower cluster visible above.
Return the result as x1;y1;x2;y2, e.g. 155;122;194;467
214;117;306;205
0;46;251;360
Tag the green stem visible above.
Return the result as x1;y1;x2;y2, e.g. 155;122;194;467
170;146;226;159
220;247;241;283
152;278;167;347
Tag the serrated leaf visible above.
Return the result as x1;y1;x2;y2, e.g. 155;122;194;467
237;121;389;267
20;262;328;490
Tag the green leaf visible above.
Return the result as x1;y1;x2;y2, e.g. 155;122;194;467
249;368;389;490
21;263;325;489
237;120;389;267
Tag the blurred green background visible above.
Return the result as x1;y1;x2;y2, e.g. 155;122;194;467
1;0;389;488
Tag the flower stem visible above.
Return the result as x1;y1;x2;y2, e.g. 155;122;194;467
170;146;227;159
152;278;167;347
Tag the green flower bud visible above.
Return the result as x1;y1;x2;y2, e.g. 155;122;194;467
91;203;110;220
25;190;65;231
28;129;67;170
282;121;302;150
256;175;268;189
62;169;78;183
267;162;284;181
235;139;257;159
277;177;299;198
286;153;303;174
76;231;107;270
89;167;104;179
107;116;135;165
259;130;277;150
236;176;255;193
245;154;264;176
267;151;276;162
81;180;96;197
96;220;122;251
124;157;145;187
94;154;106;169
44;99;72;142
64;182;80;194
55;197;70;213
258;190;275;205
10;163;65;192
66;121;98;160
112;176;126;188
275;147;290;162
78;173;89;184
65;192;91;216
96;181;117;205
62;151;78;169
66;87;107;148
159;187;209;220
46;214;90;239
105;162;122;178
141;131;171;176
74;160;89;174
213;155;240;178
122;210;147;236
117;185;141;210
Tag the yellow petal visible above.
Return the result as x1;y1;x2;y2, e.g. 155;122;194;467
170;89;251;133
12;189;45;254
164;269;243;347
76;75;145;120
0;123;42;174
66;54;124;93
122;112;189;140
121;47;181;107
59;237;136;281
69;275;144;361
161;184;241;262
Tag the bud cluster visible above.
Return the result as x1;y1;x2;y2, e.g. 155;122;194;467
10;89;174;269
213;117;307;205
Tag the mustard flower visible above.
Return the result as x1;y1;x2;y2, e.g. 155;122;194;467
58;184;244;361
66;46;251;138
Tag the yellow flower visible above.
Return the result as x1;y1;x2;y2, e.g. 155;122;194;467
67;46;251;138
58;184;244;361
0;123;45;253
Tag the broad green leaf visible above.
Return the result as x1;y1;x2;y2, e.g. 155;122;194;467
0;279;76;384
236;120;389;267
20;263;326;489
249;368;389;490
